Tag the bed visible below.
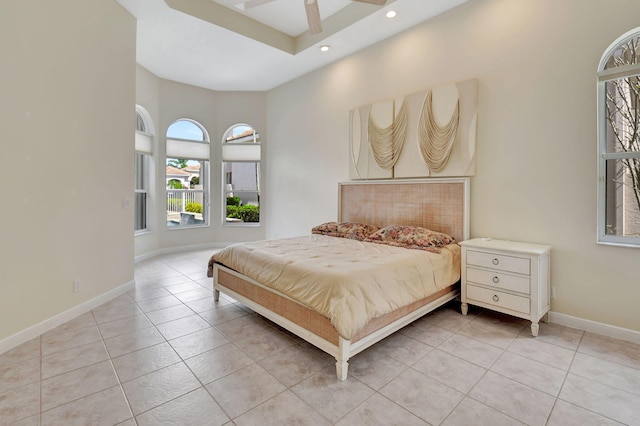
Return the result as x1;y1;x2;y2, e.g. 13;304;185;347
208;178;469;380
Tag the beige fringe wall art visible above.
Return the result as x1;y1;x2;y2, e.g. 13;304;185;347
349;79;478;179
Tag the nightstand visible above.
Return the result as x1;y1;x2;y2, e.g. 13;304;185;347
459;238;551;336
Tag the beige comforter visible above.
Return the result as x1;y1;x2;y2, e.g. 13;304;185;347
210;235;460;340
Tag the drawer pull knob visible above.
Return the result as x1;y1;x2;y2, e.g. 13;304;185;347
492;258;499;265
492;276;500;284
492;295;500;302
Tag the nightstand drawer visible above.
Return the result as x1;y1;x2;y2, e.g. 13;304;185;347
466;268;530;294
466;284;530;314
467;250;530;275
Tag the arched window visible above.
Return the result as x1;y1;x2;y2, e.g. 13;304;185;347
597;28;640;247
135;105;154;233
166;119;210;228
222;124;261;225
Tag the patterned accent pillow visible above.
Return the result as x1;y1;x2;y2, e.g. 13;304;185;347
311;222;380;241
364;225;457;253
311;222;339;235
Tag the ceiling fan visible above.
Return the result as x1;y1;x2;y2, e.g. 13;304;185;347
235;0;388;35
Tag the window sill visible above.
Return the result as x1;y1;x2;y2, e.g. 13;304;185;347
223;221;261;227
597;240;640;249
167;223;210;231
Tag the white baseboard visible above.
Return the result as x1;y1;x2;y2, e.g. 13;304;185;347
0;280;135;356
135;242;228;263
3;276;638;357
549;311;640;345
2;242;228;355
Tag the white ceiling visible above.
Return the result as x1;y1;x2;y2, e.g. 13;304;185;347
115;0;469;91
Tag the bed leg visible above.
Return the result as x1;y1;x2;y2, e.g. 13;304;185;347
214;289;220;302
335;359;348;381
336;337;350;381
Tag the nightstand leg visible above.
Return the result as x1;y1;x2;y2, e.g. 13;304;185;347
214;289;220;302
542;313;549;323
461;303;468;316
531;322;539;337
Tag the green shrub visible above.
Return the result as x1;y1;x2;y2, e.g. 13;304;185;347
226;205;239;219
167;179;184;189
226;196;241;206
239;205;259;222
226;205;259;222
185;202;202;214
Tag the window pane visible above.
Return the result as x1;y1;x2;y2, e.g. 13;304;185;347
605;159;640;237
605;76;640;153
226;126;258;143
167;120;205;141
224;162;259;191
134;153;148;232
136;111;146;133
135;153;145;190
224;161;260;223
166;159;207;228
167;189;206;227
135;192;147;231
603;35;640;70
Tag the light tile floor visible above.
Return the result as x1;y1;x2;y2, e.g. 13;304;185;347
2;249;640;425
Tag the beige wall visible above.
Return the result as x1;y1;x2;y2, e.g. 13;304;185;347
0;0;136;339
266;0;640;332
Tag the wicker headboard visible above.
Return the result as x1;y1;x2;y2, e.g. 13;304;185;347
338;178;470;242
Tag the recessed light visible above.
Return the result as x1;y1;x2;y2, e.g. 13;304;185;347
320;45;330;52
386;10;397;19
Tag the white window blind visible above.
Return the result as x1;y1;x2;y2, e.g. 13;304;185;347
166;138;210;160
221;143;261;162
135;131;153;154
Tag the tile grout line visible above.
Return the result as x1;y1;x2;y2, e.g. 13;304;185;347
93;308;137;424
115;269;221;423
9;251;640;425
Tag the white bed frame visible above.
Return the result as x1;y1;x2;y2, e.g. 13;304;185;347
213;178;470;380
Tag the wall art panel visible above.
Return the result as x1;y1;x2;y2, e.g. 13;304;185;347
349;79;478;179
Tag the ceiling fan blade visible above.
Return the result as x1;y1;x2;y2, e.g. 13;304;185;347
304;0;323;34
351;0;388;5
235;0;276;11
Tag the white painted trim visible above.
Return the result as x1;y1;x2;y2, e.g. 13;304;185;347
135;242;229;263
549;311;640;345
0;280;135;356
